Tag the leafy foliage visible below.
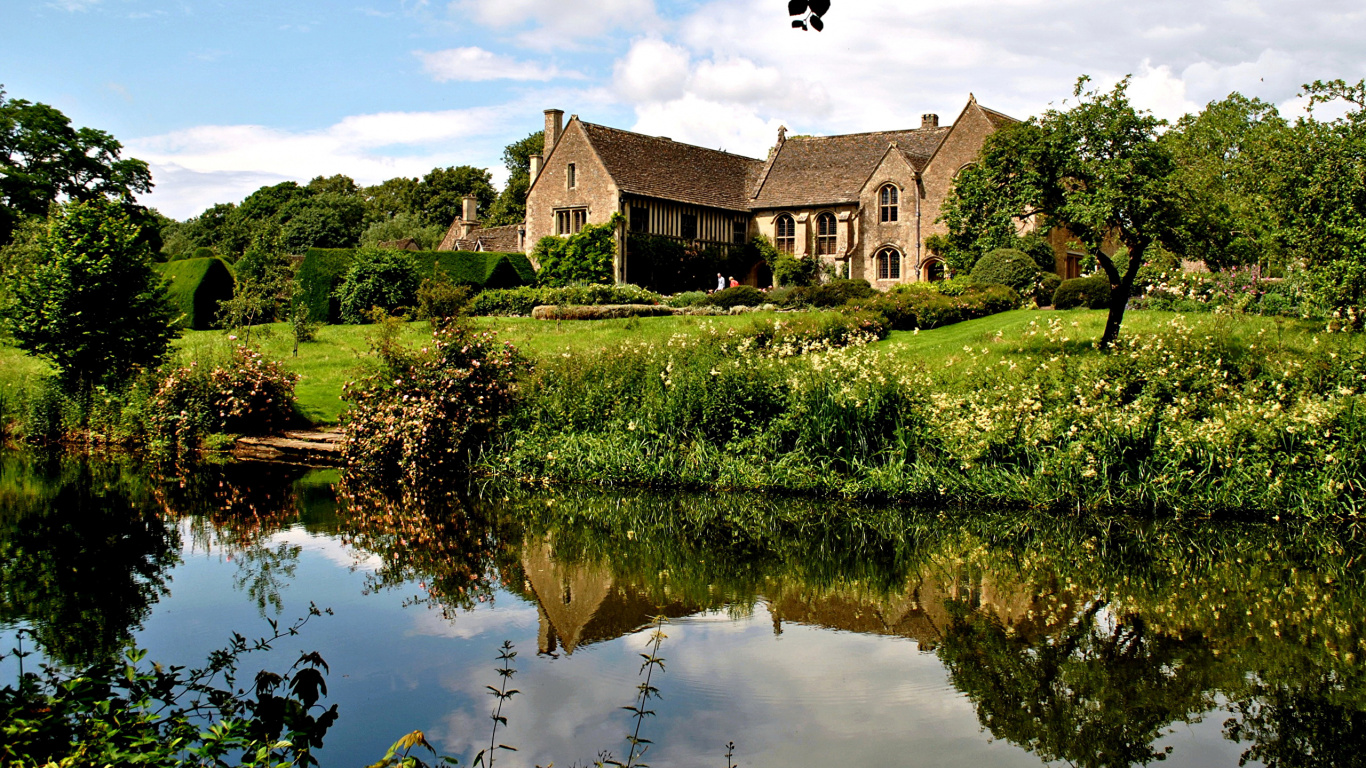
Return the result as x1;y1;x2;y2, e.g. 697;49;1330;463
156;255;235;331
484;131;544;227
1052;274;1112;310
971;248;1042;294
467;283;661;316
535;215;621;287
341;322;523;483
2;199;175;389
0;608;339;768
704;285;766;309
0;86;153;244
335;247;421;324
145;344;299;451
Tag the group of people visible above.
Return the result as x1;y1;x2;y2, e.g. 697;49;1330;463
715;273;740;291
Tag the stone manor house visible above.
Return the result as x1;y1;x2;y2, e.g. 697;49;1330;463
446;97;1083;288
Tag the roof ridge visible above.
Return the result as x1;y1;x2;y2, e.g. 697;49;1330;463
786;126;951;141
578;121;762;161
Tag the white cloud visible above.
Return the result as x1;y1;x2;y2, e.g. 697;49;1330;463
612;38;691;103
453;0;658;48
1124;61;1201;122
128;105;523;218
49;0;100;10
416;47;582;82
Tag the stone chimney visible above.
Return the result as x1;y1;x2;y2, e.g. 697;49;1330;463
529;154;542;180
459;195;477;239
921;113;939;129
544;109;564;151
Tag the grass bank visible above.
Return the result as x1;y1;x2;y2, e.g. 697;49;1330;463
482;309;1366;518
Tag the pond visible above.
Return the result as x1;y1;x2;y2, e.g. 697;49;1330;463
2;452;1364;767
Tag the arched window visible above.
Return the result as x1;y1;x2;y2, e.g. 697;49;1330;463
876;247;901;280
879;185;898;222
816;212;836;255
775;213;795;254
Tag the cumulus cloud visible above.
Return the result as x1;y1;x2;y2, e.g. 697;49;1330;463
128;105;522;218
452;0;658;48
416;47;582;82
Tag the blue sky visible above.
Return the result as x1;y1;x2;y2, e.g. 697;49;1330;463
5;0;1364;219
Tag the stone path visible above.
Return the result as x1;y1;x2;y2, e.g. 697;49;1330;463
235;429;342;463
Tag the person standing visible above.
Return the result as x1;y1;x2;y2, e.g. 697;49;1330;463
729;276;739;288
716;272;726;291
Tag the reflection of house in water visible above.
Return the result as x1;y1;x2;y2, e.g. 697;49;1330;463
519;539;701;656
767;566;1072;650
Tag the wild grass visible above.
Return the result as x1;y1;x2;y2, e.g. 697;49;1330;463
486;309;1366;519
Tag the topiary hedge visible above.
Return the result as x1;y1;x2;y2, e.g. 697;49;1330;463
156;257;236;330
971;248;1042;294
297;248;535;323
784;279;875;307
1052;274;1112;310
846;283;1022;331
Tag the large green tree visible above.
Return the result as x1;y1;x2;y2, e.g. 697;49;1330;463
484;130;544;226
2;199;176;389
0;87;153;245
1267;79;1366;316
411;165;496;228
949;77;1183;348
1162;94;1290;272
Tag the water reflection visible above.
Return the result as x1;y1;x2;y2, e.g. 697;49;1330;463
0;453;180;666
2;452;1365;766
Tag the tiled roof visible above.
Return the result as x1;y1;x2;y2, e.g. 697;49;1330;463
751;127;951;209
579;122;764;212
439;222;524;253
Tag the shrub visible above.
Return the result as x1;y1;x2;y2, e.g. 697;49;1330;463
145;345;298;451
772;251;819;287
335;247;421;324
1016;233;1058;272
535;215;620;287
1036;273;1063;306
789;279;875;307
848;283;1021;331
531;304;674;320
466;284;664;316
416;267;472;326
341;322;523;483
1052;274;1112;310
972;248;1042;295
705;286;766;309
666;291;708;308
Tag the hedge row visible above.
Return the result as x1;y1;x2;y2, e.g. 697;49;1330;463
296;248;536;323
469;284;663;316
846;283;1023;331
156;257;235;330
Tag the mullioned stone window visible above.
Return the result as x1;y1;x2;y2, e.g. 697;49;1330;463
877;247;901;280
775;213;795;253
880;185;899;222
816;212;836;255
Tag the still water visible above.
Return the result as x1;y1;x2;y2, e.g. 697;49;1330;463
2;452;1364;767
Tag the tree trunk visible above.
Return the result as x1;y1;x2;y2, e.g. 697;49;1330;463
1099;241;1147;350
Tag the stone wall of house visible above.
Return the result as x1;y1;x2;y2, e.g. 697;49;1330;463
918;101;1001;279
525;119;621;268
856;150;921;287
752;203;859;277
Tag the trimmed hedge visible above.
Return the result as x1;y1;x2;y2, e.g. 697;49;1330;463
704;285;767;309
468;284;663;317
156;257;235;330
971;248;1041;294
846;284;1022;331
297;248;536;323
531;304;674;320
1053;274;1112;310
784;279;876;308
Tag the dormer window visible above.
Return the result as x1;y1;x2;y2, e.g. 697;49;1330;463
775;213;795;254
879;185;898;222
816;212;836;255
567;163;576;188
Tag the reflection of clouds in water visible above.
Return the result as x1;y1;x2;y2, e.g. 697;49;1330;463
407;600;540;640
421;605;1041;768
268;525;383;573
